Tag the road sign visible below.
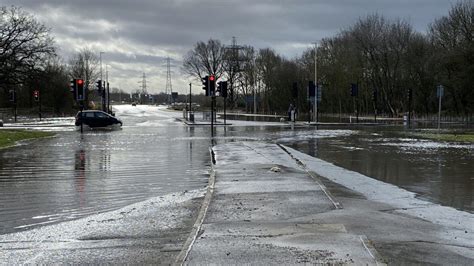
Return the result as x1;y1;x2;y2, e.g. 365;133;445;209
316;85;322;103
437;85;444;98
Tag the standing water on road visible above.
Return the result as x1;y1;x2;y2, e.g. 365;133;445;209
0;105;210;234
1;107;472;235
274;128;474;213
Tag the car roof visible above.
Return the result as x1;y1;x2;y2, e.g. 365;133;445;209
77;110;107;113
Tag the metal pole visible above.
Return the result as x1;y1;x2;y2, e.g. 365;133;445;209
356;96;359;123
100;52;104;82
39;90;42;121
211;96;214;137
189;83;192;117
14;92;17;122
80;105;83;133
408;90;411;128
106;65;110;113
253;85;256;114
314;42;318;124
438;89;442;131
100;52;104;111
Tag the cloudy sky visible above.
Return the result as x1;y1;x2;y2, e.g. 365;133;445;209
5;0;456;94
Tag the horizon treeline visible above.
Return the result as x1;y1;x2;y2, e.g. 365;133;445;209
1;1;472;118
184;1;473;118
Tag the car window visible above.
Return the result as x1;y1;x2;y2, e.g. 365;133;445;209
85;112;95;118
95;112;108;118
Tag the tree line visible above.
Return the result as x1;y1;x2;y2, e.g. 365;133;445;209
0;6;116;116
1;2;472;119
183;1;473;119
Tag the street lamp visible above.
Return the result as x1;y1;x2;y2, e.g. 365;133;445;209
99;51;105;82
314;42;318;123
106;64;111;113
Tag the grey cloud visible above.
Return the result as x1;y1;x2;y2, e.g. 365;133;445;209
3;0;456;93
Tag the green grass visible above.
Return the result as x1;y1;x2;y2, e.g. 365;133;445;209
411;132;474;143
0;130;55;149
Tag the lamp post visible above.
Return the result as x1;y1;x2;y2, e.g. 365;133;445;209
106;64;110;113
314;42;318;123
100;52;105;81
99;52;105;111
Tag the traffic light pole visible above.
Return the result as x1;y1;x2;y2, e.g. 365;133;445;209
356;97;359;123
189;83;192;115
224;97;227;126
211;96;215;137
107;82;110;114
39;91;42;121
80;104;84;134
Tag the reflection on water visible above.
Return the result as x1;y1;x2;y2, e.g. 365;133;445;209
0;108;210;234
284;128;473;213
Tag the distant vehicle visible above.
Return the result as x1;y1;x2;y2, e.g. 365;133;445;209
75;110;122;128
132;102;137;106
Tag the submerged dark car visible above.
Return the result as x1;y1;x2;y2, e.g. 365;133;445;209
75;110;122;128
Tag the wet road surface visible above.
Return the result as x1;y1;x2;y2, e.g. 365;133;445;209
0;106;210;234
0;106;472;236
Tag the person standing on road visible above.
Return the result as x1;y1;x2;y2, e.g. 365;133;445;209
288;104;293;121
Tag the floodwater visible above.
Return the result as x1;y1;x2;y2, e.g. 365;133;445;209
0;106;211;234
0;106;472;235
212;124;473;212
279;128;474;213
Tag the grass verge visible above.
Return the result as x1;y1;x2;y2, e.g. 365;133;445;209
411;132;474;143
0;130;55;149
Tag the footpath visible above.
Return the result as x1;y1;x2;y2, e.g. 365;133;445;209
181;142;383;265
180;141;474;265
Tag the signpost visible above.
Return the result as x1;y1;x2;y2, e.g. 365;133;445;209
437;85;444;131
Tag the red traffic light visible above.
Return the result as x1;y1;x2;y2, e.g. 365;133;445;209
209;75;215;81
77;79;84;85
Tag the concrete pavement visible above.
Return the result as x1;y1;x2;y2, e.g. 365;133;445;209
182;141;473;265
183;142;383;265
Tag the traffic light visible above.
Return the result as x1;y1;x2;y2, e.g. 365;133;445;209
209;75;216;96
76;79;85;101
407;88;413;101
217;81;228;98
33;90;39;102
350;83;358;97
308;81;315;97
9;90;16;103
95;80;102;92
292;82;298;98
70;79;76;92
202;76;209;96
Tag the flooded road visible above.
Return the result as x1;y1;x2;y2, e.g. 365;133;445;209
0;106;472;235
277;128;473;213
0;106;211;234
211;125;473;212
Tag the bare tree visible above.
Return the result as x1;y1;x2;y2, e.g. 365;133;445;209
0;6;55;101
182;39;225;81
430;0;474;116
68;48;100;108
68;48;100;85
